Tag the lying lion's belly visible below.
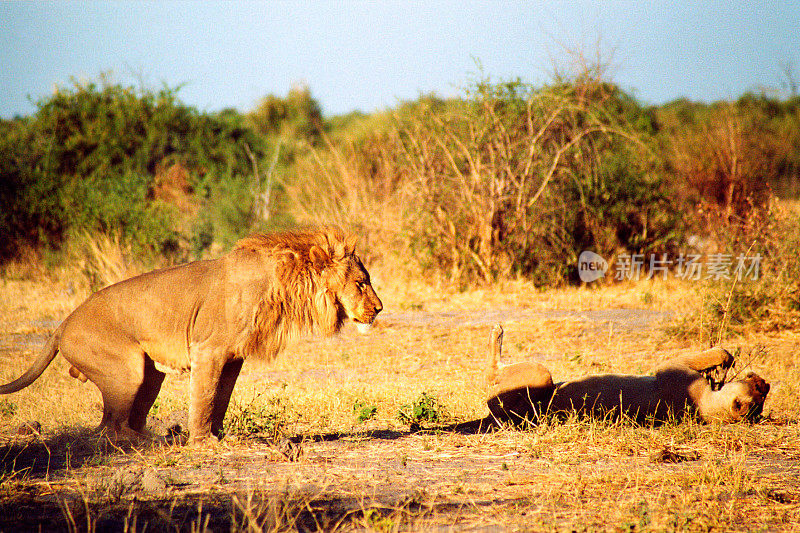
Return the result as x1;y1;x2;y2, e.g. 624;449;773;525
551;375;659;416
140;339;191;374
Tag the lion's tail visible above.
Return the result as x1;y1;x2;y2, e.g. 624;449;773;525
0;323;63;394
485;324;504;387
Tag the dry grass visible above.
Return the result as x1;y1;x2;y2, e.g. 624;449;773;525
1;265;799;530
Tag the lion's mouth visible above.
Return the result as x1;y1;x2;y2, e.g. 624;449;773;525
745;402;764;422
353;315;377;334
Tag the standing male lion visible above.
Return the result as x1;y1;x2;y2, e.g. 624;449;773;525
0;227;382;445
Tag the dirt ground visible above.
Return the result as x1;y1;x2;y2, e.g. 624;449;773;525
1;290;799;531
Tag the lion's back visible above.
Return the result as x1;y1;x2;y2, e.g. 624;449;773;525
61;259;223;353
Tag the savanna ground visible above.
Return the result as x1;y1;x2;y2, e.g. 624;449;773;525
1;270;798;532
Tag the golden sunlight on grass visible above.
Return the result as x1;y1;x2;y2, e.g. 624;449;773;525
1;274;798;530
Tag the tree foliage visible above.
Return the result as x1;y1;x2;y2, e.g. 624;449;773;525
0;78;266;259
2;72;799;289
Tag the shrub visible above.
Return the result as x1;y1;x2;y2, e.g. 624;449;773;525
397;392;447;426
353;400;378;423
0;400;16;418
285;73;680;286
0;77;268;261
248;84;323;142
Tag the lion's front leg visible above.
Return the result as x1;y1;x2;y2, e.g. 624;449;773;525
188;352;227;446
659;347;734;373
211;359;243;438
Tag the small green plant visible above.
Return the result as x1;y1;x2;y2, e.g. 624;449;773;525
217;466;228;485
362;508;394;532
397;392;446;426
353;399;378;423
622;500;651;531
0;399;17;418
223;394;290;440
567;352;583;364
148;397;161;417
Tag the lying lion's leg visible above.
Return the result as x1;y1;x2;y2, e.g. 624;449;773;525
211;359;243;438
658;347;734;373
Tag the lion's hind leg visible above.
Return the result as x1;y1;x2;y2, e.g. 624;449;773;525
96;381;163;444
61;334;164;445
487;361;555;425
95;356;165;444
126;357;166;435
658;347;735;391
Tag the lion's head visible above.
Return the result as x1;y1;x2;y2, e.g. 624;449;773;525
308;229;383;333
718;371;770;422
234;226;382;358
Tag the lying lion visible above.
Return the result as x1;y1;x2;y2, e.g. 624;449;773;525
0;227;382;445
484;325;769;426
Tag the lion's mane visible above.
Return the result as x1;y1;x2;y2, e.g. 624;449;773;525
234;226;356;360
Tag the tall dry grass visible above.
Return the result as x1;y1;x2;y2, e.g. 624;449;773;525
669;200;800;341
283;74;677;287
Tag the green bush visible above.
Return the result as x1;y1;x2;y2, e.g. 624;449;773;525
0;77;268;260
4;69;800;292
353;399;378;423
397;392;446;426
248;84;323;142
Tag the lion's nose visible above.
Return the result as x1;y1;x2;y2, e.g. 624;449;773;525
374;296;383;315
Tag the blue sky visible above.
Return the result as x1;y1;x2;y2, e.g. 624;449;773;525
2;1;799;119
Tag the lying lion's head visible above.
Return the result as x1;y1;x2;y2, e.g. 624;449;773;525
719;372;771;422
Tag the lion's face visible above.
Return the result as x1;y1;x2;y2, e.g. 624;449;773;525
303;230;382;335
311;247;381;333
722;372;770;422
329;255;383;329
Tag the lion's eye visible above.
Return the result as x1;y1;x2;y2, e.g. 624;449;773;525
732;398;747;414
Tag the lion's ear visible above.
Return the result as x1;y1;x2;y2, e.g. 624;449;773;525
309;245;331;272
344;234;357;256
731;398;748;416
330;234;356;260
